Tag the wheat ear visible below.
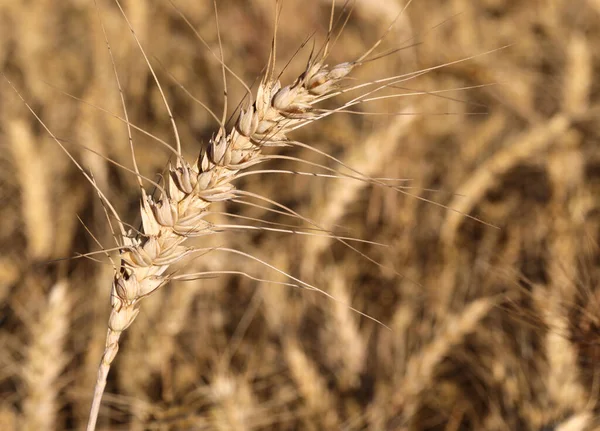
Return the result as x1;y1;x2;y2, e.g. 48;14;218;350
83;33;369;428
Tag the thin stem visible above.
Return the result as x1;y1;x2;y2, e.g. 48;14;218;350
87;329;122;431
87;362;108;431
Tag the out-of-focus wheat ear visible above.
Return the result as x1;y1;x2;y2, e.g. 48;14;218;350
563;33;591;116
553;412;593;431
2;74;127;239
208;370;258;431
542;122;587;410
8;120;53;259
151;282;205;403
22;280;70;431
259;255;338;427
0;258;19;305
440;113;571;246
402;297;495;420
481;407;513;431
321;269;365;390
366;384;394;430
366;303;417;428
379;302;418;379
284;337;340;428
301;111;416;278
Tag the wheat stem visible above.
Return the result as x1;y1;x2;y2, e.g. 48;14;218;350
87;329;121;431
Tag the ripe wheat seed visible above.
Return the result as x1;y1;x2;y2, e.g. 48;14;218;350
2;0;503;429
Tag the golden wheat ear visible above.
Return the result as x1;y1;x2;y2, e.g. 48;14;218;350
81;1;371;427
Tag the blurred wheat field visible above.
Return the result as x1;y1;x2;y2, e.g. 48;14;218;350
1;0;600;430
